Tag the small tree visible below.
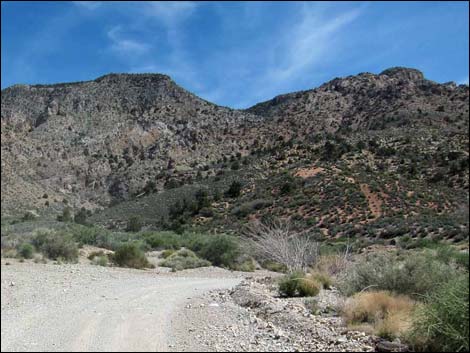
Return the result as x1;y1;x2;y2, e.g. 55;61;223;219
57;207;73;222
195;189;210;210
243;220;319;272
225;181;242;198
126;216;143;232
74;207;88;225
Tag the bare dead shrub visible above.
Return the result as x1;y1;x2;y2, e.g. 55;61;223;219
243;220;319;272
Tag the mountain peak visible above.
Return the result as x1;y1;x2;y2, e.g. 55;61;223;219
94;72;173;84
379;67;425;81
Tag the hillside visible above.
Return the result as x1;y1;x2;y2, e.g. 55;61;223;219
1;67;469;246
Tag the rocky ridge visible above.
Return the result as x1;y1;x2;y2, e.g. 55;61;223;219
1;68;468;237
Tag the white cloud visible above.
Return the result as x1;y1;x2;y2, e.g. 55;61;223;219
107;26;150;56
197;3;364;107
100;2;363;108
145;1;197;27
72;1;102;10
258;5;363;96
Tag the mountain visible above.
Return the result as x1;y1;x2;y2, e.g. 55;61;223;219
1;68;469;245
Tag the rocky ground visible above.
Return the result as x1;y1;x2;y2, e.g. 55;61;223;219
172;277;376;352
2;246;389;352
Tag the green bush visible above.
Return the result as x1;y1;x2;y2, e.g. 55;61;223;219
71;226;106;246
160;249;176;259
126;216;143;232
310;271;333;290
225;181;242;198
409;275;469;352
92;255;108;267
261;260;288;273
74;207;88;225
111;243;152;269
231;199;272;218
160;249;211;271
195;235;239;267
279;271;320;297
435;245;469;269
33;231;78;262
18;243;34;259
337;252;456;298
57;207;73;222
298;278;321;297
279;271;304;297
119;231;240;269
232;258;256;272
143;231;182;250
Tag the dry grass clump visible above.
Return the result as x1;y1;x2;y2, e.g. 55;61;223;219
279;271;321;297
342;290;415;340
309;270;333;289
314;253;351;276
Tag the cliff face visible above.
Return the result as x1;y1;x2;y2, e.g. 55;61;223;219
1;68;468;217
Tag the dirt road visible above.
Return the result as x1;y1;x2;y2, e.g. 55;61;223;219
1;261;241;352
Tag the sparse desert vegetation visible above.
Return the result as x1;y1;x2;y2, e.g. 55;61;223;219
1;66;468;352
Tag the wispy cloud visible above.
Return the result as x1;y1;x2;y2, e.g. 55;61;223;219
72;1;102;10
107;26;150;57
123;2;203;90
267;6;362;83
145;1;197;26
198;3;364;107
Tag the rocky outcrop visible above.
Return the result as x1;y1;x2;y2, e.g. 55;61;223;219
1;68;468;215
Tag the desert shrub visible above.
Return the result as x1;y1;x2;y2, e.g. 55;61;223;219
87;250;105;260
409;275;469;352
74;207;88;225
310;271;333;289
70;227;132;251
298;278;321;297
244;220;319;272
232;199;272;218
279;271;320;297
2;249;17;258
70;226;99;245
225;181;242;198
126;216;143;232
194;234;239;267
18;243;34;259
111;243;152;269
57;207;73;222
198;207;214;217
314;253;352;276
261;260;288;273
160;248;211;271
434;245;469;269
237;259;256;272
22;211;38;221
143;231;182;250
337;252;456;298
279;271;304;297
91;255;108;267
160;249;175;259
33;231;78;262
342;291;415;340
231;257;256;272
33;253;47;264
280;181;294;195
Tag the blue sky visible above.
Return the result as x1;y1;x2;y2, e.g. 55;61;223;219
1;1;469;108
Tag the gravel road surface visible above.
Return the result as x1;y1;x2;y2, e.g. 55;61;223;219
1;260;242;352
